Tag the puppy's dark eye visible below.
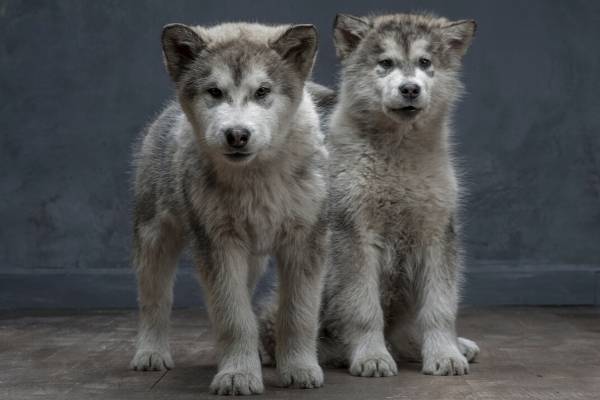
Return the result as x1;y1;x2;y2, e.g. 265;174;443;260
378;59;394;69
254;86;271;99
207;87;223;98
419;58;432;68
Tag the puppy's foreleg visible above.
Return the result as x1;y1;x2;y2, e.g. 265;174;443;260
416;240;469;376
274;225;327;389
131;218;184;371
197;242;264;395
327;232;397;378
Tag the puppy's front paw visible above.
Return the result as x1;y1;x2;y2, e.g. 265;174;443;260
209;370;264;395
349;351;398;377
130;350;174;371
279;362;324;389
458;337;480;362
422;350;469;376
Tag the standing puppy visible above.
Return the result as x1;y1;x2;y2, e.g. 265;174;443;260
320;14;479;377
130;22;328;395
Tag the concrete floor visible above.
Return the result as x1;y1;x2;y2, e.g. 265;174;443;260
1;307;599;399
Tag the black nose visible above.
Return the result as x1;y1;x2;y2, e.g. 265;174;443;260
225;127;251;149
399;83;421;99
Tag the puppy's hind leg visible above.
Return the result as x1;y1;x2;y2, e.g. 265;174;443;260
251;256;275;366
387;320;421;363
247;255;269;294
131;213;185;371
318;333;347;368
458;337;480;362
257;294;277;366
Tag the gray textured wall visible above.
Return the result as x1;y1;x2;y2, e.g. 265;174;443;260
1;0;599;308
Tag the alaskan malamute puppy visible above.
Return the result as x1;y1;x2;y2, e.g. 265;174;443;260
130;22;328;395
319;13;480;377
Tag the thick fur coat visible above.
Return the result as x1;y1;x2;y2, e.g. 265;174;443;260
319;13;480;377
130;22;328;395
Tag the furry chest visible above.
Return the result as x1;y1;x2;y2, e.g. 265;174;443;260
360;178;452;248
206;194;287;255
197;178;323;256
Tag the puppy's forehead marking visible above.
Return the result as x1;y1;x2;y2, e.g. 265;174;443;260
409;38;431;58
380;36;404;59
377;34;431;61
210;41;274;86
231;65;272;104
210;63;235;87
208;56;271;93
241;65;270;88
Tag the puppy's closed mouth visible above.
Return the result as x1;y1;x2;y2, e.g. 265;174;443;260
224;152;253;161
389;105;421;114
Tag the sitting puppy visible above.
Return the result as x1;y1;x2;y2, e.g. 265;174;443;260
130;22;328;395
319;13;480;377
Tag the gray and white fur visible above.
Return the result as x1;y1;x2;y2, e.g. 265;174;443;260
130;22;329;395
320;13;480;377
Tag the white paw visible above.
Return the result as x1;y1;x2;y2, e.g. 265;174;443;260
279;362;324;388
130;350;173;371
458;337;480;362
209;370;264;395
422;349;469;376
350;351;398;377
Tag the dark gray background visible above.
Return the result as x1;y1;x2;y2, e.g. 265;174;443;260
1;0;599;308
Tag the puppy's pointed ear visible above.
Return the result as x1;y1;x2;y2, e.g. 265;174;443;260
161;23;207;82
441;20;477;58
333;14;370;59
271;24;318;81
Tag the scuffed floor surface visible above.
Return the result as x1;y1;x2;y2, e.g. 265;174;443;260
1;307;599;399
